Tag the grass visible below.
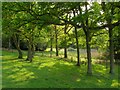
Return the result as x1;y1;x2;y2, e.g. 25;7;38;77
0;49;2;89
2;49;120;88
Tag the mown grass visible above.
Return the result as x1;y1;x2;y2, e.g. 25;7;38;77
0;49;2;89
2;49;120;88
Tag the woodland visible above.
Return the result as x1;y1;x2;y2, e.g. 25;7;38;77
2;2;120;88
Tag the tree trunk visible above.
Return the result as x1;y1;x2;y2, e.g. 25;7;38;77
64;48;67;58
64;24;67;58
8;37;11;50
101;2;114;74
73;9;80;66
18;49;23;59
50;32;53;57
50;38;53;57
75;26;80;66
13;34;23;59
26;38;34;62
31;44;35;59
17;36;23;59
84;3;92;75
109;27;114;74
86;31;92;75
108;5;114;74
27;42;32;62
106;59;108;69
55;25;58;56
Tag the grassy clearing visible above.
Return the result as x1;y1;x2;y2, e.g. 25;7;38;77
2;50;119;88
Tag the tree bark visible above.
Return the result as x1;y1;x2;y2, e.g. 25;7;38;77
64;24;67;58
8;37;11;50
101;2;114;74
86;31;92;75
55;25;59;56
50;39;53;57
26;37;34;62
31;44;35;59
109;27;114;74
50;31;53;57
17;36;23;59
85;3;92;75
13;34;23;59
109;5;114;74
75;26;80;66
73;9;80;66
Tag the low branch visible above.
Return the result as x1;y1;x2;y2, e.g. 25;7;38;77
89;20;120;30
66;26;73;34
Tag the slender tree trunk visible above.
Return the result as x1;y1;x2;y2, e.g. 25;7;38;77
50;38;53;57
101;2;114;74
18;49;22;59
84;3;92;75
73;9;80;66
64;24;67;58
17;39;23;59
75;26;80;66
27;42;32;62
50;32;53;57
26;38;33;62
109;5;114;74
17;36;22;59
55;25;58;56
8;37;11;50
31;44;35;59
13;34;23;59
109;27;114;74
15;38;23;59
26;41;31;61
64;47;67;58
86;31;92;75
106;59;108;69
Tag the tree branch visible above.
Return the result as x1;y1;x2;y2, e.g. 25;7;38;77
89;20;120;30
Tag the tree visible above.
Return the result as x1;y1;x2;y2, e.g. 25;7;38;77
64;22;68;58
101;2;117;74
73;9;80;66
114;26;120;64
2;2;23;59
50;28;54;57
54;25;59;56
76;2;92;74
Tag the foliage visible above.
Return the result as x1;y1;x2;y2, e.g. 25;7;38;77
113;26;120;63
2;1;120;83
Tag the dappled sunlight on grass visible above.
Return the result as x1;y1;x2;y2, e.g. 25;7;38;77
92;64;109;74
38;61;55;69
111;80;119;87
76;78;81;82
97;79;102;83
2;50;119;88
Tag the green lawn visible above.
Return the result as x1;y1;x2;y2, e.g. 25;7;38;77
2;50;120;88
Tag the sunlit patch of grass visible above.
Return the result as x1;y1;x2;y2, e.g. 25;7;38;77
76;78;81;82
97;79;102;83
111;80;119;87
38;62;55;69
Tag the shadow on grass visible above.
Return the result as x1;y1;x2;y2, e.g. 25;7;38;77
2;52;119;88
3;59;119;88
